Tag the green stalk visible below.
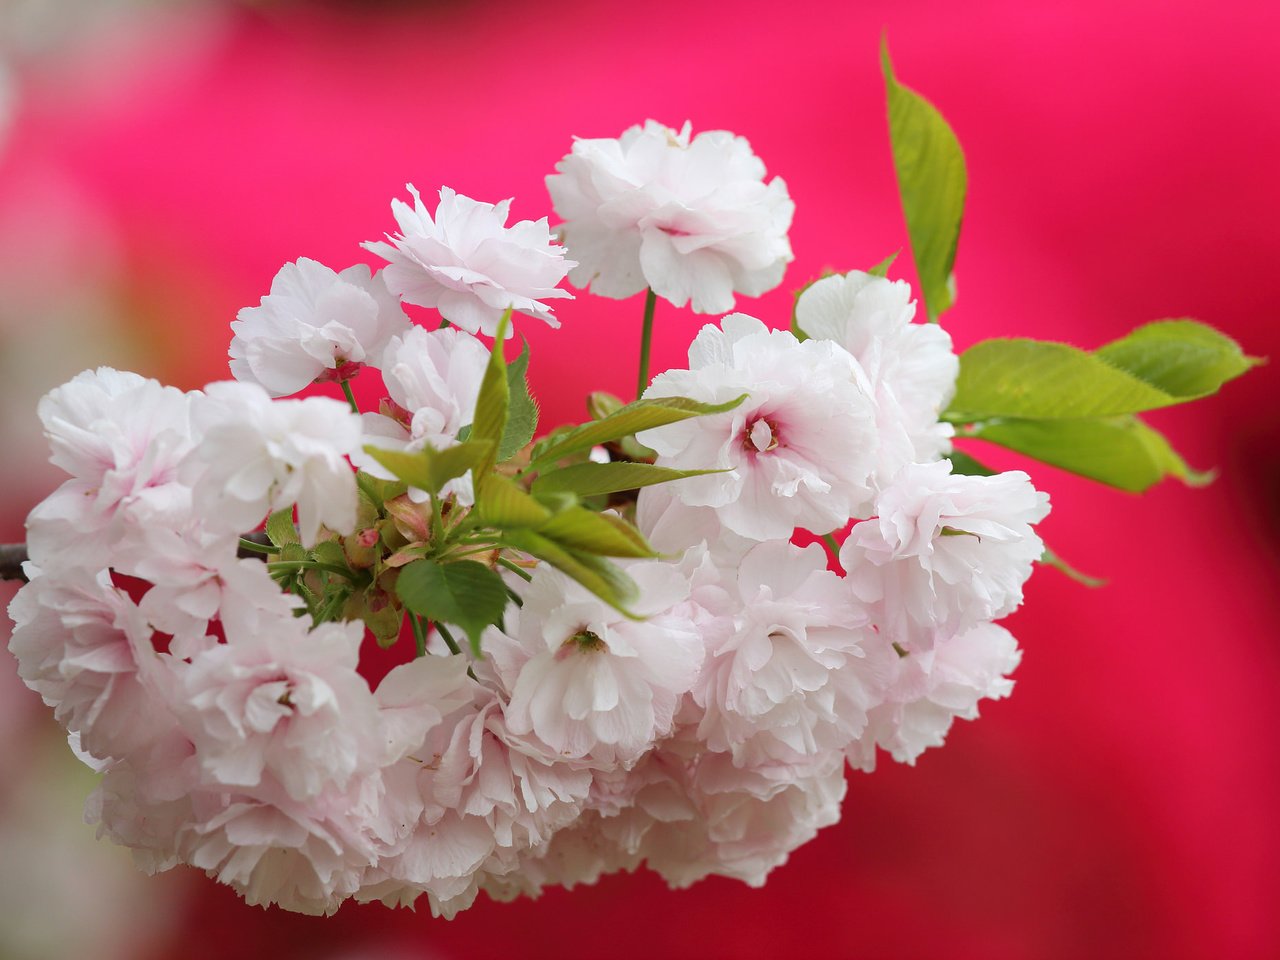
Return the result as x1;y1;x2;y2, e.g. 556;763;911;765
636;288;658;399
341;379;359;414
266;560;358;581
410;614;428;658
497;556;533;582
435;621;463;656
821;532;844;571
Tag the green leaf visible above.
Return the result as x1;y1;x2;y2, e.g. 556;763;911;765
499;337;539;461
949;340;1187;421
1039;547;1106;588
265;508;299;548
587;391;624;421
470;308;514;487
945;449;996;477
532;462;725;499
538;506;657;558
395;558;509;652
362;440;494;496
867;250;901;278
529;394;747;467
311;539;349;568
502;529;640;613
1095;319;1259;398
972;415;1214;492
948;321;1256;423
476;473;553;528
882;37;967;322
355;471;405;513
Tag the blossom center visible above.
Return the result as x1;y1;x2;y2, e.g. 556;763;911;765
744;417;780;453
563;628;607;654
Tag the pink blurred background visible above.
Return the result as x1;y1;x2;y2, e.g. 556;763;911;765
1;0;1278;957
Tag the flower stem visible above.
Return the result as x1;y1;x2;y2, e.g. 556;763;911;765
410;613;428;658
636;288;658;399
435;621;463;656
341;379;359;414
497;556;533;582
821;532;843;569
266;560;358;581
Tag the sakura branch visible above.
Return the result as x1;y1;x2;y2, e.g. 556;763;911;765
3;46;1256;920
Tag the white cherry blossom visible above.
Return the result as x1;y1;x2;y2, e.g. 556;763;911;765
365;185;574;337
491;560;703;769
639;313;878;539
27;367;196;569
229;258;410;397
841;460;1050;651
8;566;176;761
795;270;959;483
689;540;887;768
547;120;794;313
352;325;489;503
847;623;1022;771
180;380;361;546
175;617;380;803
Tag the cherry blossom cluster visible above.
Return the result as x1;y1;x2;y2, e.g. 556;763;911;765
7;120;1048;917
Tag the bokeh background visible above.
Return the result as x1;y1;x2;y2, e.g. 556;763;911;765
1;0;1278;957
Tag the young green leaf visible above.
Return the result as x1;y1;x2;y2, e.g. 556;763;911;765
587;391;625;421
531;462;725;499
945;449;996;477
1094;319;1258;399
395;558;509;652
882;37;967;322
311;539;349;569
948;339;1194;421
529;394;747;467
502;529;640;613
361;440;494;496
476;473;553;528
972;415;1214;492
867;250;901;278
537;506;657;558
470;308;514;487
948;321;1256;423
265;508;299;548
499;336;539;461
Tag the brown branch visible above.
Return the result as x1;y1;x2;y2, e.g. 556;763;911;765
0;532;274;584
1;543;28;583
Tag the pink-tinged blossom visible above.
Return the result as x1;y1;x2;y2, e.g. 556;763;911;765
353;325;489;503
85;732;200;875
491;561;703;769
229;259;410;397
794;271;959;484
364;185;574;338
27;367;196;569
547;120;794;313
690;540;887;767
7;566;175;761
591;739;846;889
841;460;1050;651
179;778;384;916
175;618;380;803
180;381;361;546
639;313;878;540
847;623;1022;771
128;527;305;659
363;680;593;918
